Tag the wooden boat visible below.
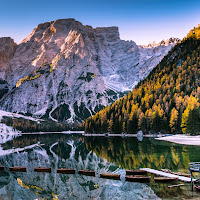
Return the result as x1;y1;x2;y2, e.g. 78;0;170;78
126;170;147;175
180;173;190;178
34;167;51;173
0;166;5;171
125;175;150;182
154;177;178;182
100;173;121;180
9;167;27;172
171;172;191;178
194;185;200;191
78;170;95;176
57;168;75;174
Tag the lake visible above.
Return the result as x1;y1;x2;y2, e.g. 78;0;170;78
0;134;200;200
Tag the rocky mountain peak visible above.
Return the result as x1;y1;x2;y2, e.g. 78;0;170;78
21;18;120;45
141;37;180;48
95;26;120;42
21;18;83;44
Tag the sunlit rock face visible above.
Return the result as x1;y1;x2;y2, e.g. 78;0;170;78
0;19;178;122
0;37;16;70
0;136;160;200
0;37;16;98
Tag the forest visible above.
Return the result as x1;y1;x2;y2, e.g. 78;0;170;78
1;116;82;133
84;26;200;135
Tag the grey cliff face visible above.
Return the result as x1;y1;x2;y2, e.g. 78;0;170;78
0;37;16;98
0;19;178;122
0;37;16;68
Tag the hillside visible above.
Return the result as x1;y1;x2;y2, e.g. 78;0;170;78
0;19;178;123
85;26;200;134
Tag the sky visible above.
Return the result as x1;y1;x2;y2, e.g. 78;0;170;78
0;0;200;45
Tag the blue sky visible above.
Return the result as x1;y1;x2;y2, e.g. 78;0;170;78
0;0;199;45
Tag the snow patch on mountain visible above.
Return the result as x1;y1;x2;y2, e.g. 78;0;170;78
0;123;21;144
0;110;41;122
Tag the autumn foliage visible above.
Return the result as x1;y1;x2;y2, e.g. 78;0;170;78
85;26;200;135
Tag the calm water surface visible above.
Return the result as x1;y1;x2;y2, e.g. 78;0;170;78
0;134;200;200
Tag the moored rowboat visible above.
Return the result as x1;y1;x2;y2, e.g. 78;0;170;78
161;169;190;177
125;175;150;182
9;167;27;172
171;172;191;178
34;167;51;173
78;170;95;176
126;170;147;175
194;185;200;191
100;173;121;180
57;169;76;174
154;177;178;182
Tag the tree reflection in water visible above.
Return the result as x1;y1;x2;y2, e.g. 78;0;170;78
83;136;200;172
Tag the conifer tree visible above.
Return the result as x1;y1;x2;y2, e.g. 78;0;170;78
169;108;179;133
181;96;200;134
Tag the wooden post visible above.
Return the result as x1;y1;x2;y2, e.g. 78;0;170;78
190;170;193;191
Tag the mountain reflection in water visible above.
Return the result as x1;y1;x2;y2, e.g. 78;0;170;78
0;134;200;200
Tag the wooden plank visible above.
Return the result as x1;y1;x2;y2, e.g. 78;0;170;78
78;170;95;176
171;172;191;178
154;177;178;182
126;170;147;175
125;175;150;182
57;169;75;174
34;167;51;173
100;173;121;180
9;167;27;172
140;168;194;183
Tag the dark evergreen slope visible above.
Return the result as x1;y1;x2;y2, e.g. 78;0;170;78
85;26;200;134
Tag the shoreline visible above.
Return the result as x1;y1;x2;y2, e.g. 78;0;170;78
83;133;165;137
20;131;165;137
84;133;200;146
21;131;84;135
156;134;200;146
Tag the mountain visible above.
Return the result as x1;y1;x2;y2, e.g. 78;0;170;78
141;37;180;48
0;18;178;123
85;25;200;134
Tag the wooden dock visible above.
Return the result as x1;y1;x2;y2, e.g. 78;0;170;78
140;168;194;182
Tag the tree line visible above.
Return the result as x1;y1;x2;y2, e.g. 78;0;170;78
85;26;200;135
2;116;83;133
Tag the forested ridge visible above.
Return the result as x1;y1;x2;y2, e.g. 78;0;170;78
85;26;200;134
